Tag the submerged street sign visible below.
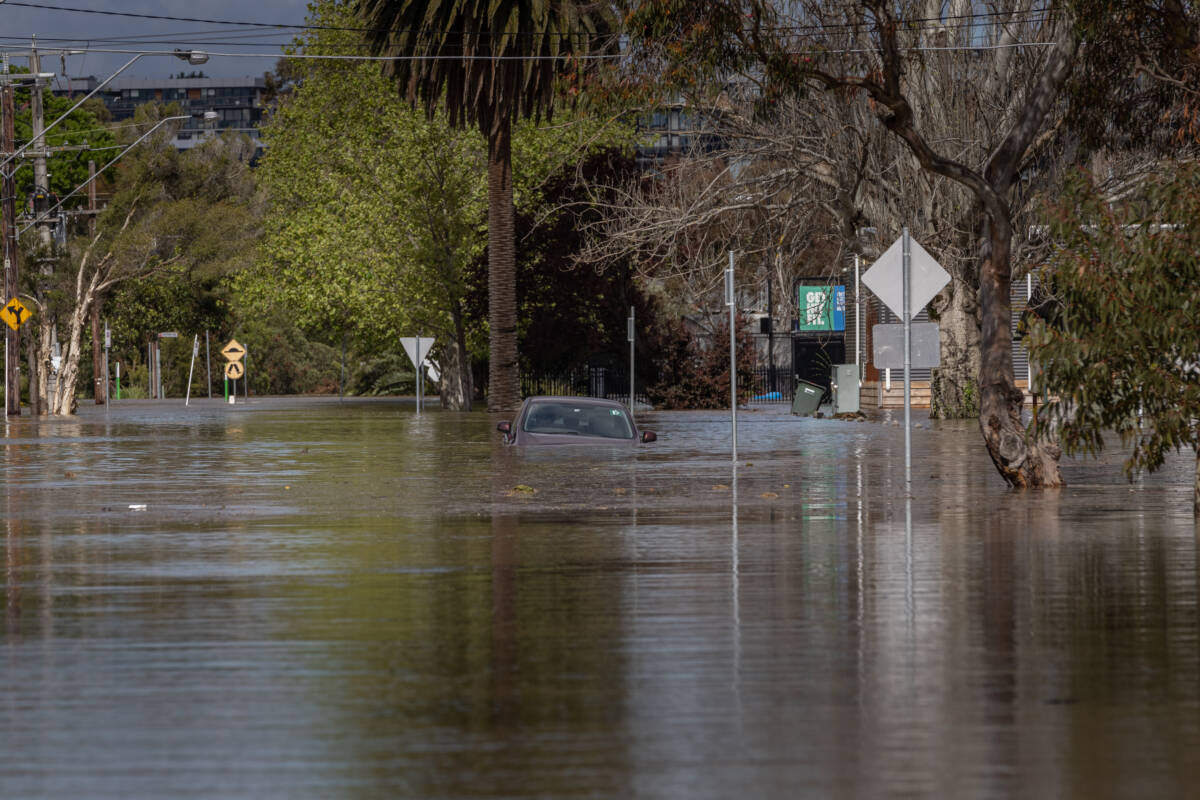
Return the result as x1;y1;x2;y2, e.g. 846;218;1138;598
221;339;245;362
2;297;31;331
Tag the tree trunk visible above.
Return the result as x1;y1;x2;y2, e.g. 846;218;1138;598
929;275;981;419
36;316;51;415
1193;445;1198;519
24;331;38;416
50;292;91;415
439;303;473;411
978;217;1062;487
486;113;519;412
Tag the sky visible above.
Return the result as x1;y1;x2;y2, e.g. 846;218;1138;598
0;1;312;83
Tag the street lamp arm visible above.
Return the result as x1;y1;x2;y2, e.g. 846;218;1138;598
18;115;188;236
0;53;144;170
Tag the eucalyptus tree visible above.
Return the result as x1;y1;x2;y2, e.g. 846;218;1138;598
1026;166;1200;515
51;112;259;415
357;0;619;411
620;0;1079;488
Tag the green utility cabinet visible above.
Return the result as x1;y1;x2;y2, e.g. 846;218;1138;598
831;364;860;414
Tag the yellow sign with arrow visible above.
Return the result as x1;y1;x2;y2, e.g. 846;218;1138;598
1;297;31;331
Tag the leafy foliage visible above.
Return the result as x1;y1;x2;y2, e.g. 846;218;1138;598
1027;166;1200;507
356;0;619;132
648;312;757;410
9;68;116;205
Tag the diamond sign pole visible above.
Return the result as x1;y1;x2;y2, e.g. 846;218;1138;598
902;227;911;495
727;251;737;464
862;232;951;499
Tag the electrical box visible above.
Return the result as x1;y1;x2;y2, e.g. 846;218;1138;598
831;364;860;415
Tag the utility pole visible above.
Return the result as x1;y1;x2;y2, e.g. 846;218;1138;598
29;42;51;250
1;54;20;416
29;41;52;414
88;160;104;403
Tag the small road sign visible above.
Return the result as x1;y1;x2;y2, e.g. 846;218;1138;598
2;297;31;331
221;339;245;362
873;323;941;369
400;336;434;369
225;360;244;380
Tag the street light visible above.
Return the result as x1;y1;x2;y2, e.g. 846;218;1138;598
0;49;211;170
19;111;218;235
173;49;209;65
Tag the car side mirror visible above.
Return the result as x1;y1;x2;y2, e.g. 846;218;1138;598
497;421;512;435
640;430;657;443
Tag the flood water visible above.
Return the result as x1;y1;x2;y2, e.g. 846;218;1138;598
3;397;1198;798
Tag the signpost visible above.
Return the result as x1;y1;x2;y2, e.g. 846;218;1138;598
185;334;199;406
862;230;950;495
627;305;635;414
400;335;435;415
726;251;737;464
221;338;244;403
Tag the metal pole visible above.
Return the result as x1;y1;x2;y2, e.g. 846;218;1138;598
2;54;21;417
415;334;422;415
854;253;861;378
244;349;249;400
727;251;737;463
156;339;162;400
185;334;198;405
205;329;211;398
628;305;635;411
902;227;912;495
115;361;120;400
103;320;110;408
147;340;152;398
29;42;52;250
766;268;775;392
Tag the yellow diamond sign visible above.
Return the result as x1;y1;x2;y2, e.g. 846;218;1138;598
221;339;245;362
1;297;31;331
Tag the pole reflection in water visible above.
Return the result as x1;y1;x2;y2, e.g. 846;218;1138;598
0;401;1197;798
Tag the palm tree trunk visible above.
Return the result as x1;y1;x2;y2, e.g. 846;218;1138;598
486;112;519;412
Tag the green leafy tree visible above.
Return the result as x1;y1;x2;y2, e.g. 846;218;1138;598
11;71;115;204
248;0;633;408
52;107;260;413
357;0;619;411
1026;166;1200;515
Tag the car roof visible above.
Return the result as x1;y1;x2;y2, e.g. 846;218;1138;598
522;396;625;408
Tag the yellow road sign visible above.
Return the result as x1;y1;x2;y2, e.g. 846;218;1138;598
1;297;31;331
221;339;245;361
225;360;244;380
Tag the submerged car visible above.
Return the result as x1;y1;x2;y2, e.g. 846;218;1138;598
497;396;657;446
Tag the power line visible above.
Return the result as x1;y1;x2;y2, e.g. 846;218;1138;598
0;1;1060;39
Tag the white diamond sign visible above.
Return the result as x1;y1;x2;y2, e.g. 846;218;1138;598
400;336;435;369
861;235;951;319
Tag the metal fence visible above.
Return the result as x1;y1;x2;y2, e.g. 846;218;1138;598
520;365;652;408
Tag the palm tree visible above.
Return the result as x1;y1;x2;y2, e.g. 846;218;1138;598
358;0;616;411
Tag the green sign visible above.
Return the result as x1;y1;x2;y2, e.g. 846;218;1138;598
798;285;846;331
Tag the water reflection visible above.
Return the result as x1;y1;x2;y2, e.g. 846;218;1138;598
1;399;1197;797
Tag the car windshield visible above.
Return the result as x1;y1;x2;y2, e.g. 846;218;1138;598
521;402;634;440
